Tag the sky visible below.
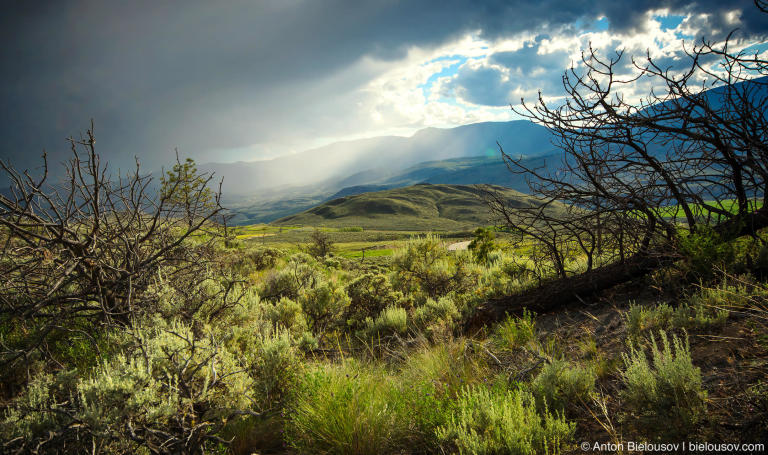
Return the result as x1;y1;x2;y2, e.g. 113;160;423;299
1;0;768;176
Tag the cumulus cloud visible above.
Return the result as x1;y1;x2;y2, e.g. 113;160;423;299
438;6;767;110
440;36;572;106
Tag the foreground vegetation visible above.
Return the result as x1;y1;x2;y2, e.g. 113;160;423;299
3;205;768;453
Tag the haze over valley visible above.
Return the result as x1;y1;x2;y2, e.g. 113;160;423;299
214;120;557;223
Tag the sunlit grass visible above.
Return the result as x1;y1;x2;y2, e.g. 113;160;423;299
631;198;764;221
341;248;394;258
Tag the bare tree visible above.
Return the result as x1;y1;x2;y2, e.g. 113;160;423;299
306;228;333;258
0;123;229;384
474;4;768;322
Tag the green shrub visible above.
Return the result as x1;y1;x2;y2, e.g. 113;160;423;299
412;295;460;338
363;306;408;338
221;289;274;351
250;330;300;410
469;227;497;264
324;257;342;269
263;297;309;338
0;371;80;450
345;272;406;330
621;331;707;440
436;385;575;455
671;302;729;330
678;226;734;278
39;323;116;375
626;291;731;338
219;299;300;410
625;302;674;337
245;246;284;270
261;253;321;301
146;272;245;322
391;234;479;300
306;229;334;258
297;331;320;352
754;243;768;276
624;289;738;338
494;310;536;350
299;280;350;337
671;282;739;330
532;360;596;412
477;252;535;298
485;249;505;267
1;321;260;453
497;253;532;278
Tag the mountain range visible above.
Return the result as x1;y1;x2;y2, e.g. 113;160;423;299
214;121;558;224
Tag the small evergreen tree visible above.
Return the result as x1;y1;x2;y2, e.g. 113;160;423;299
161;156;214;227
469;227;496;264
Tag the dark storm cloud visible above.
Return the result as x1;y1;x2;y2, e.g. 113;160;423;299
448;65;512;106
1;0;766;177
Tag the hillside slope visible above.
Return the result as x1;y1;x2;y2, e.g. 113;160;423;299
227;154;562;224
272;183;549;230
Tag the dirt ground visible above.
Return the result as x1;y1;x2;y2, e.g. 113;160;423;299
523;277;768;449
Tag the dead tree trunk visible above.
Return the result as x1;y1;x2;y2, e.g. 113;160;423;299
466;251;671;330
466;208;768;330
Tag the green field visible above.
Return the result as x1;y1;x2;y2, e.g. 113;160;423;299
227;183;566;260
232;225;463;259
631;198;765;220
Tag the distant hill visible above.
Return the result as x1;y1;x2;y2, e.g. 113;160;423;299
327;184;396;199
204;120;556;197
323;155;551;200
272;183;554;230
227;153;560;224
218;120;559;225
379;154;557;190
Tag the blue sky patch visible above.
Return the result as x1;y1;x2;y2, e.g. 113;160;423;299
741;41;768;55
420;56;470;100
595;16;609;31
658;14;685;31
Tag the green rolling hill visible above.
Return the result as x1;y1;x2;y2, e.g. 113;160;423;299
272;183;552;230
227;154;559;225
